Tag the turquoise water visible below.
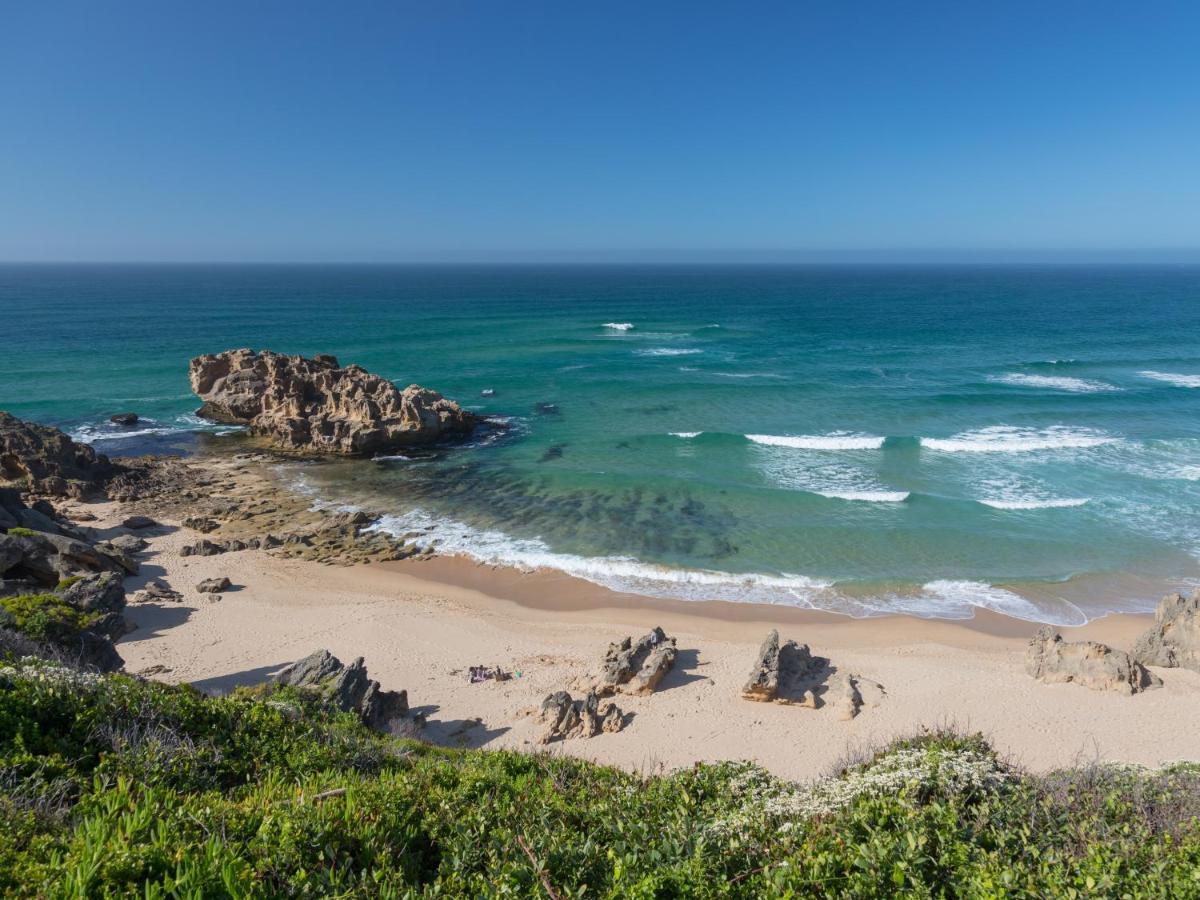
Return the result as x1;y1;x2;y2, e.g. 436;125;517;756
4;263;1200;622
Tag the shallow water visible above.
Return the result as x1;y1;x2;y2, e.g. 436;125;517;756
4;263;1200;621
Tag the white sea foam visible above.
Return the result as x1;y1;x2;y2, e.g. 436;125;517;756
921;426;1117;453
636;347;703;357
669;432;702;438
361;509;1089;621
1139;370;1200;388
747;432;886;450
372;454;413;462
603;322;634;331
816;490;910;502
366;509;833;606
979;497;1089;509
918;580;1088;626
989;373;1121;393
69;414;245;444
714;372;786;379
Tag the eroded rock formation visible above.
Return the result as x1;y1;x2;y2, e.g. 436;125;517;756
1132;591;1200;673
589;627;677;696
538;690;624;743
189;349;481;455
741;629;885;717
0;412;115;498
273;649;414;733
742;629;818;703
1026;627;1161;694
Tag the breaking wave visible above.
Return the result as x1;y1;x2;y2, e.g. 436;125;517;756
603;322;634;331
746;432;886;451
69;415;244;444
1139;370;1200;388
989;373;1121;393
921;426;1117;453
636;347;703;357
979;497;1089;510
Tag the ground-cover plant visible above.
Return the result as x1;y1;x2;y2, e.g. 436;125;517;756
0;594;97;643
1;656;1199;897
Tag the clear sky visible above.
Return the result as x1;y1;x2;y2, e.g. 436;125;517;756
2;1;1197;262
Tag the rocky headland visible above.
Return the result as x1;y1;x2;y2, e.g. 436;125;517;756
189;348;482;455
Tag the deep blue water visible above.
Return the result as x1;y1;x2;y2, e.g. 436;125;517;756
4;263;1200;622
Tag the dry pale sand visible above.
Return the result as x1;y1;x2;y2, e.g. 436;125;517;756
103;505;1200;781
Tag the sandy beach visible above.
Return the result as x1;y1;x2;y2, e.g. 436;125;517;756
86;462;1200;781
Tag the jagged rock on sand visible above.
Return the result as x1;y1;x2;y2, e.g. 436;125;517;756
107;533;147;553
121;515;158;530
588;627;677;696
0;411;116;497
1132;590;1200;673
133;581;183;603
196;577;231;594
741;629;885;716
189;349;481;455
1026;626;1161;694
742;629;818;703
538;690;624;743
183;516;220;533
273;649;414;733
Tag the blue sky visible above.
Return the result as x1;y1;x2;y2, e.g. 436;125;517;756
1;2;1197;262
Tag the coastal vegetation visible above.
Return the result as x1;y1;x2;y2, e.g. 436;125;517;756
2;657;1199;897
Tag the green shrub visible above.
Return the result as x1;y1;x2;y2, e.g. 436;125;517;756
2;527;37;538
0;658;1198;897
0;594;96;642
54;575;84;591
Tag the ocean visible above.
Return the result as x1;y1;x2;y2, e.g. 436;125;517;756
4;263;1200;623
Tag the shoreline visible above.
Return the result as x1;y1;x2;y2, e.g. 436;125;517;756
90;451;1200;779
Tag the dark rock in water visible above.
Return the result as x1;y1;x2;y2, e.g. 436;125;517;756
1132;591;1200;673
121;515;158;530
189;348;480;455
0;411;115;498
196;577;231;594
1027;626;1161;694
273;649;413;733
534;402;560;416
109;413;139;426
539;445;565;462
589;627;677;696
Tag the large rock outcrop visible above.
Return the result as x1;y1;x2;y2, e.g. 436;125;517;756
273;649;414;733
0;412;115;497
1026;627;1161;694
1131;591;1200;673
189;349;481;455
586;627;677;696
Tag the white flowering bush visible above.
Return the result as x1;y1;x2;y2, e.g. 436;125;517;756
0;657;103;690
706;744;1012;841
